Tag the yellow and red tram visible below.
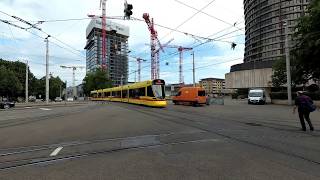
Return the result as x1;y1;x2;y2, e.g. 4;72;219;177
90;79;167;107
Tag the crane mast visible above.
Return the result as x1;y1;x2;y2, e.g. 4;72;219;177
143;13;163;80
60;65;85;99
166;46;193;85
100;0;107;71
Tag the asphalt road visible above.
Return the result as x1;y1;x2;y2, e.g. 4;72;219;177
0;100;320;180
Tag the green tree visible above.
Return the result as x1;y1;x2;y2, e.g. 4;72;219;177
272;58;287;88
0;59;40;98
0;65;23;99
83;68;112;96
292;0;320;82
271;57;302;88
49;76;65;100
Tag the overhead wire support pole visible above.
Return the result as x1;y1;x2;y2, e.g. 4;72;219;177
72;67;76;98
137;58;142;82
284;20;292;105
25;60;28;103
45;35;50;104
192;52;195;87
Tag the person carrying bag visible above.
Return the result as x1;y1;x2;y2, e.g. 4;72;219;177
293;91;315;131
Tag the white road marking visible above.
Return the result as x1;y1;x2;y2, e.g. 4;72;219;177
50;147;63;157
24;107;32;109
39;108;51;111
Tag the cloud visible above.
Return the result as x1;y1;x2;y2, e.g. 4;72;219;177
0;0;245;85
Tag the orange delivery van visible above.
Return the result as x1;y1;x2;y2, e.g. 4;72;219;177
172;87;207;106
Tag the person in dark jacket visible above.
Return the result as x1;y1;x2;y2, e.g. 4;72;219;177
293;91;314;131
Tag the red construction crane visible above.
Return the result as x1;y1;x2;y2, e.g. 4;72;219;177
100;0;107;71
166;46;193;85
143;13;164;80
145;38;174;79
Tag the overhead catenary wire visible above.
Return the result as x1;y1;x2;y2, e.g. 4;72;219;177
128;19;245;73
159;0;217;41
0;11;85;59
173;0;243;31
127;25;245;77
1;10;244;82
135;57;242;81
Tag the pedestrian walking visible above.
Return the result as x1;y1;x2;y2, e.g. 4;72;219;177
293;91;316;131
206;94;211;105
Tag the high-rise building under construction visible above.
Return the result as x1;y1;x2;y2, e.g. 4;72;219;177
85;19;129;86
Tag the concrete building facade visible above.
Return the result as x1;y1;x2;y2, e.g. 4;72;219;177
85;19;129;86
226;0;310;89
199;78;226;94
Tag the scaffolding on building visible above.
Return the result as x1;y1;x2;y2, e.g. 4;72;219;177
85;23;129;87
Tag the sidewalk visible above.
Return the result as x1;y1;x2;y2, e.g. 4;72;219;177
14;101;89;108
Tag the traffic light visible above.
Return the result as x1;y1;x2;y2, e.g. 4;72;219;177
124;2;133;19
231;42;237;50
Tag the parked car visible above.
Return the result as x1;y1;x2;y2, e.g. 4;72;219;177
0;100;15;109
55;97;63;102
172;87;207;106
35;99;44;103
29;96;36;102
67;97;74;102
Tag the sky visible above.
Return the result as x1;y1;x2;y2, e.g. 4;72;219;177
0;0;245;86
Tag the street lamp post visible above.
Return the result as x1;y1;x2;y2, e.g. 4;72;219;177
284;20;292;105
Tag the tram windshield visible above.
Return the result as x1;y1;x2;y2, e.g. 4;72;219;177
152;85;164;99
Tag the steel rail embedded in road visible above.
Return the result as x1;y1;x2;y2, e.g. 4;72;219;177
110;102;320;166
0;132;217;171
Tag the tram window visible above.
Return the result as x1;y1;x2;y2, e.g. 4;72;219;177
98;93;102;98
147;86;155;97
122;90;128;98
116;91;121;98
129;89;139;98
139;87;145;96
106;92;110;97
114;91;121;98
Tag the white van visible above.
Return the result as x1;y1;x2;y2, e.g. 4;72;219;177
248;89;266;105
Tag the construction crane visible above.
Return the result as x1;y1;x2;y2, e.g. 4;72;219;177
60;65;85;99
166;46;193;85
154;38;174;79
100;0;107;71
129;56;147;82
143;13;164;80
145;38;174;79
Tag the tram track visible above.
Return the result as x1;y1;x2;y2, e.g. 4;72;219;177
0;104;101;129
111;102;320;166
0;131;216;171
1;102;319;171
